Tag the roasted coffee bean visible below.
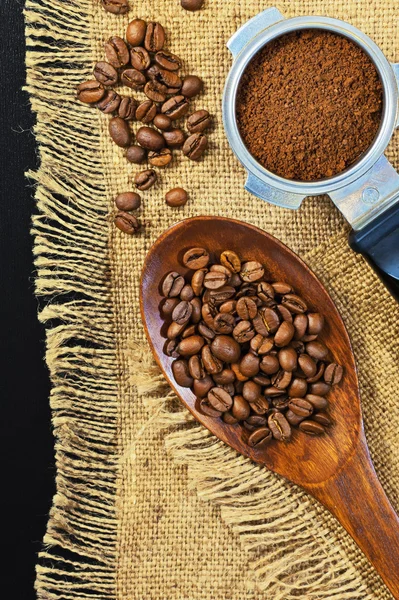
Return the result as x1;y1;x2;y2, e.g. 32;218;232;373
190;297;202;323
166;187;188;207
183;132;208;160
77;80;105;104
288;397;313;417
181;75;203;98
277;305;293;323
207;388;233;412
239;353;260;378
136;127;165;151
105;36;130;68
272;282;293;295
153;114;172;131
149;67;182;91
291;341;305;354
207;286;235;304
219;300;236;314
236;297;257;320
219;250;241;273
268;412;291;441
305;394;328;410
102;0;129;14
144;81;167;103
130;46;151;71
188;355;206;380
324;363;343;385
172;300;193;325
243;380;262;403
260;355;280;375
118;97;138;120
252;374;271;386
271;395;290;409
200;398;222;417
213;369;235;385
264;386;285;397
162;271;185;297
231;363;249;382
250;396;271;415
94;62;118;86
293;313;308;340
144;22;165;52
109;117;131;147
243;415;267;431
181;0;204;10
126;145;147;164
211;335;241;363
181;324;197;339
240;261;264;282
306;341;328;360
231;321;254;344
136;100;157;124
115;192;141;211
155;50;182;71
183;247;210;270
168;321;186;341
271;370;292;390
114;212;141;234
298;354;317;378
251;334;274;355
162;95;189;120
148;148;172;167
203;271;228;290
223;412;238;425
126;19;147;46
262;308;280;333
187;110;212;133
180;284;194;302
122;68;146;90
201;345;223;374
201;303;216;327
177;335;205;356
248;427;272;448
230;395;250;421
307;312;325;335
288;377;308;397
197;321;215;341
194;375;214;398
161;297;180;318
220;383;235;397
274;321;295;347
164;338;179;358
278;347;298;372
213;313;235;334
252;313;269;337
163;128;186;148
285;409;305;426
281;294;308;314
134;169;157;191
236;283;257;299
299;420;326;435
211;264;232;278
313;412;332;427
307;361;325;383
257;282;275;305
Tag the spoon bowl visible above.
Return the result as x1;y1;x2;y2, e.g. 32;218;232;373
140;216;399;597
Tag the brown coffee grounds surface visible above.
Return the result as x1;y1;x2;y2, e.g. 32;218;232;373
236;30;383;181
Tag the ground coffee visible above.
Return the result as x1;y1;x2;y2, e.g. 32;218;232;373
236;30;383;181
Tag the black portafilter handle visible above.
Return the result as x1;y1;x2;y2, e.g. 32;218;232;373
349;203;399;302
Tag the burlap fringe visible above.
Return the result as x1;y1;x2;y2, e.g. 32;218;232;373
25;1;117;598
131;342;375;599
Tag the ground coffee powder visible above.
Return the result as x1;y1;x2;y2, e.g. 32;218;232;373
236;30;383;181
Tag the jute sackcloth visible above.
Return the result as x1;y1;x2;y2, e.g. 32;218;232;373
25;0;399;598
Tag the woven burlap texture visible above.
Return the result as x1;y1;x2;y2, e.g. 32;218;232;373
25;0;398;599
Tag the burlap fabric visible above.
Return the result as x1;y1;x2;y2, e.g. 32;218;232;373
25;0;399;598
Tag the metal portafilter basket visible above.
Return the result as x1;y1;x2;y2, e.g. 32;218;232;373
223;8;399;300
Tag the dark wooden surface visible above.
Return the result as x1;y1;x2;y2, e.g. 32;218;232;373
1;1;54;598
141;216;399;598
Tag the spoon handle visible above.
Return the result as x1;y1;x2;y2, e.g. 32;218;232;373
307;436;399;598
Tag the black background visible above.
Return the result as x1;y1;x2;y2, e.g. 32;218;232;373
1;1;55;597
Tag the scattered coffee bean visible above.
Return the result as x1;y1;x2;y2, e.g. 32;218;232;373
114;212;141;235
187;110;212;133
135;100;157;124
94;62;118;86
208;388;233;412
324;363;344;385
165;187;188;207
181;0;204;11
183;247;209;270
148;148;172;167
118;97;137;120
162;95;190;120
121;68;146;90
130;46;151;71
115;192;141;211
181;75;203;98
144;22;165;52
126;145;147;164
172;359;193;388
268;412;291;441
77;80;105;104
153;114;172;131
162;272;185;297
134;169;157;190
97;89;121;113
102;0;129;14
144;80;167;103
183;132;208;160
109;117;131;147
136;126;165;151
163;129;186;148
155;51;182;72
105;36;130;69
298;420;326;435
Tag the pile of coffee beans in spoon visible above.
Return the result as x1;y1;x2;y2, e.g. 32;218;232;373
160;248;343;448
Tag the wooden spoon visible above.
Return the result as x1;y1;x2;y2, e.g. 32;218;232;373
140;216;399;597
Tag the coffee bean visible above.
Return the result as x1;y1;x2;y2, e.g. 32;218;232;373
306;341;328;360
233;320;255;343
305;394;328;410
118;97;137;121
208;388;233;412
181;324;197;339
149;67;182;91
162;95;190;120
248;427;272;448
115;192;141;211
126;145;147;164
213;313;235;334
313;412;332;427
77;80;105;104
94;62;118;86
243;415;267;431
218;250;240;273
165;187;188;207
179;284;194;302
181;75;203;98
264;386;285;397
252;374;271;386
136;127;165;151
134;169;157;191
324;363;343;385
288;377;308;397
144;81;166;103
271;396;290;410
148;148;172;167
208;286;236;303
155;51;182;71
144;22;165;52
194;375;214;398
243;380;262;403
188;355;206;380
135;101;156;124
230;395;250;421
126;19;147;46
105;36;130;69
172;359;193;388
298;354;317;377
109;117;131;147
190;297;202;323
181;0;204;11
200;398;222;417
271;369;292;390
114;212;141;235
293;313;308;340
260;355;280;375
299;420;326;435
153;114;172;131
161;297;180;318
281;293;308;314
201;345;223;374
274;321;295;347
231;363;249;382
204;271;228;290
219;300;236;314
187;110;212;133
240;261;264;283
211;335;241;363
163;129;186;148
262;308;280;333
172;300;193;325
277;305;293;323
236;297;257;320
268;412;291;441
183;132;208;160
102;0;128;14
288;397;313;417
240;353;260;378
213;369;235;385
162;272;185;298
130;46;151;71
257;282;275;305
306;361;325;383
250;334;274;355
198;321;215;342
191;269;207;296
307;313;325;335
285;409;305;426
177;335;205;356
278;347;298;372
97;89;121;113
183;247;210;270
223;412;238;425
122;68;146;90
164;338;179;358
